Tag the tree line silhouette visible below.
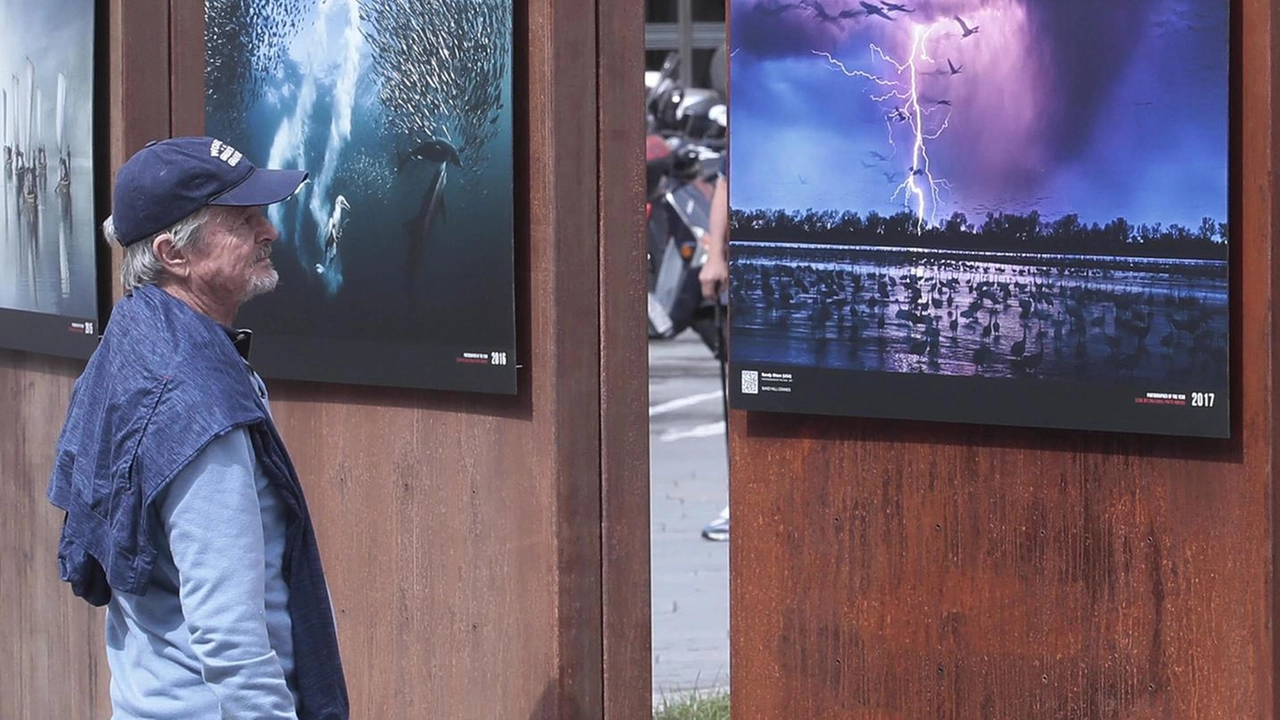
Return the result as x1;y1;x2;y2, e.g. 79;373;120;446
729;208;1229;261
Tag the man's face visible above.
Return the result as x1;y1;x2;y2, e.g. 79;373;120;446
186;205;280;305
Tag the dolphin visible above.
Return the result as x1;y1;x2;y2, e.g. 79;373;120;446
397;137;462;173
404;164;448;302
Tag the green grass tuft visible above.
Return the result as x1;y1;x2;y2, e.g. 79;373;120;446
653;688;730;720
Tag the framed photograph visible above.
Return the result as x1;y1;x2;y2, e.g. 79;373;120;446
727;0;1230;437
203;0;517;393
0;0;103;358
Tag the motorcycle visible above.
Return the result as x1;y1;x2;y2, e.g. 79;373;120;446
643;51;728;359
646;52;727;147
645;140;725;357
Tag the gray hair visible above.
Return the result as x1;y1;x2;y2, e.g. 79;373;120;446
107;208;214;291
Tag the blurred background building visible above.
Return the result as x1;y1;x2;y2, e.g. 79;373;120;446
645;0;726;95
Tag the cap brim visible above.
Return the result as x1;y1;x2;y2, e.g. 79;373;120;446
210;167;308;207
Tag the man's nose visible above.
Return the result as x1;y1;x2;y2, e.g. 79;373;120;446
256;214;279;242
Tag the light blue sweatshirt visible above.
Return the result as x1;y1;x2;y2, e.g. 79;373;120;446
104;370;297;719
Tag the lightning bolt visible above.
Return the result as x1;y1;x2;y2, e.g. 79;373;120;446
816;23;952;234
897;25;943;234
812;50;897;87
861;44;911;145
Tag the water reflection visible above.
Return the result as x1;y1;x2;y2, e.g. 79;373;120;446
730;243;1229;386
58;183;72;294
0;150;95;318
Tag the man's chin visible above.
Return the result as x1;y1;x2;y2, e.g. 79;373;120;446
244;270;280;301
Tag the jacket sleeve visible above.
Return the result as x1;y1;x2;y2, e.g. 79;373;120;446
157;427;298;719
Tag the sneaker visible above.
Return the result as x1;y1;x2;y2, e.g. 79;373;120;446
701;511;729;542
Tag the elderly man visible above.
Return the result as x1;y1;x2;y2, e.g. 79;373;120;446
47;137;349;719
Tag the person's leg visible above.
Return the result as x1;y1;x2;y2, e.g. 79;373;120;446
701;504;729;541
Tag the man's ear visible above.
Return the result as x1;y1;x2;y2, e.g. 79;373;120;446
152;233;189;277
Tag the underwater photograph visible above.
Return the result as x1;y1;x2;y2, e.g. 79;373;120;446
205;0;517;393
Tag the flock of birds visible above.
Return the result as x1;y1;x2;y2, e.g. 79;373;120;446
756;0;980;38
757;0;927;24
777;1;983;202
731;257;1229;381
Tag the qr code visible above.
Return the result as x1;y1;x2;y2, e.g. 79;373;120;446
741;370;759;395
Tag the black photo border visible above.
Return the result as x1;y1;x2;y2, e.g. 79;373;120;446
725;1;1238;439
0;0;111;361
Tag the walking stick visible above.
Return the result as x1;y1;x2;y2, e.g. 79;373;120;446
714;287;729;464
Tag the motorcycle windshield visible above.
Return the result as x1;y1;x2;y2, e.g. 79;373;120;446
665;184;711;234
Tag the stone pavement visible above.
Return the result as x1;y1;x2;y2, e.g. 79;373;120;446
648;331;731;700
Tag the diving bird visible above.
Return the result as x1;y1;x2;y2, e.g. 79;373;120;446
954;15;979;38
321;195;351;266
947;58;962;75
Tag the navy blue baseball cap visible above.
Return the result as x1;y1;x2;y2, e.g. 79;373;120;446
111;136;308;246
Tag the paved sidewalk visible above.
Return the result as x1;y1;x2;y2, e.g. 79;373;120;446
649;331;731;699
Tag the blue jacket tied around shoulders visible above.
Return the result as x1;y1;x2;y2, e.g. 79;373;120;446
46;284;349;719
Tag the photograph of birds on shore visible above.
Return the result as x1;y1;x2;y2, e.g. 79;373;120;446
0;0;101;358
727;0;1230;436
205;0;516;393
